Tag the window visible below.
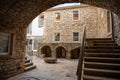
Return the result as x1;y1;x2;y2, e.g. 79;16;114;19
73;32;79;41
55;13;60;21
55;33;60;41
73;11;79;20
38;15;44;28
0;33;11;55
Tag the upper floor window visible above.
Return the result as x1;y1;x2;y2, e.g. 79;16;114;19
55;13;60;21
73;10;79;20
73;32;79;41
55;33;60;41
0;33;11;55
38;15;44;28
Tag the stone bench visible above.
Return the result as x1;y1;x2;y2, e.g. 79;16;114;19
44;57;57;63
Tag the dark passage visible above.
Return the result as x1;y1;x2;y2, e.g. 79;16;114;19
41;46;51;57
56;47;66;58
71;47;80;59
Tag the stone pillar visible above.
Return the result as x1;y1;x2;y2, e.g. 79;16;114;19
37;49;42;57
37;44;41;57
51;49;56;58
66;50;71;59
32;38;34;51
15;27;27;73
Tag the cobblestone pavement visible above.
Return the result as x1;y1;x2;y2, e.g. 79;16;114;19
8;56;78;80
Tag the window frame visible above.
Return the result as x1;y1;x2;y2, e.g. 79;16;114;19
0;33;11;55
73;32;79;41
54;33;60;42
55;12;61;22
39;16;44;28
72;10;79;21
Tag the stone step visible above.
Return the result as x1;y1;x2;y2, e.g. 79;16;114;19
84;48;120;53
81;38;120;80
84;53;120;58
83;68;120;79
24;65;36;72
86;38;112;41
93;43;117;47
25;62;33;67
84;57;120;64
25;59;30;63
85;46;120;49
83;75;117;80
84;62;120;71
86;40;115;46
93;40;115;43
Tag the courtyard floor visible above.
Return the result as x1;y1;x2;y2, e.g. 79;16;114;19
8;56;78;80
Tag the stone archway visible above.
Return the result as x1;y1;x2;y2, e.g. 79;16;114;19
71;47;80;59
0;0;119;29
41;46;51;57
0;0;120;79
56;47;66;58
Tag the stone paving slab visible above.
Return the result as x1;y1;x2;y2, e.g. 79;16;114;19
8;56;78;80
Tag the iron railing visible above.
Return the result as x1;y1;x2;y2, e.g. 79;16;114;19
77;26;86;80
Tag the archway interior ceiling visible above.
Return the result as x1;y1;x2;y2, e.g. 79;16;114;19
0;0;119;28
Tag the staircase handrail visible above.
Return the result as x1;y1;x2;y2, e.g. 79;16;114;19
76;26;86;80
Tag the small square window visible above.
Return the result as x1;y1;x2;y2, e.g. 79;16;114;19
73;32;79;41
55;13;60;21
55;33;60;41
73;11;79;20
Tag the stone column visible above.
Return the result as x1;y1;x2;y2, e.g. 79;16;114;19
32;38;34;51
51;49;56;58
37;49;42;57
66;50;71;59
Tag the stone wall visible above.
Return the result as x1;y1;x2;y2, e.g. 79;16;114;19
0;26;26;79
97;8;109;38
112;13;120;45
43;5;109;43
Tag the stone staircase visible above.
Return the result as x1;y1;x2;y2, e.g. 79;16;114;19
82;38;120;80
24;57;36;72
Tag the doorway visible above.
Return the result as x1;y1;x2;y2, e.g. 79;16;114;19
56;47;66;58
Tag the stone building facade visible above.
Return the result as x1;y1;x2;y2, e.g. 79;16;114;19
38;4;110;59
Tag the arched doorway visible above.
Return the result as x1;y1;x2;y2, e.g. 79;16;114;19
41;46;51;57
71;47;80;59
56;47;66;58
